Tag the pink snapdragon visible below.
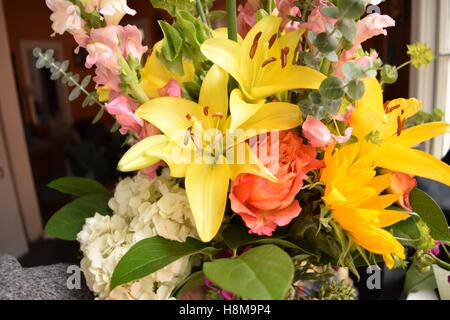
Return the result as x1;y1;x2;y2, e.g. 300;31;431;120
303;116;352;148
80;0;136;25
299;0;336;34
334;14;395;79
105;95;143;135
157;79;182;98
46;0;87;41
274;0;302;32
85;25;147;91
237;0;260;37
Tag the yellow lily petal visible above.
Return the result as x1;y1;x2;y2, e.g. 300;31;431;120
118;135;169;172
374;144;450;186
185;156;231;242
141;41;195;98
146;143;190;178
392;122;450;148
228;143;277;182
255;65;325;98
199;64;229;127
278;29;304;64
238;102;302;137
136;97;209;138
201;39;245;92
229;89;265;130
357;77;385;115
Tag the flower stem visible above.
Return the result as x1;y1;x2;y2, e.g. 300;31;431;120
431;254;450;270
226;0;238;41
195;0;209;26
396;60;412;71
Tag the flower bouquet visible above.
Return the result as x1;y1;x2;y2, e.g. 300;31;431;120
38;0;450;300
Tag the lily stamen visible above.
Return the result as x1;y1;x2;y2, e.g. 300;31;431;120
262;57;277;68
250;32;262;59
281;47;290;68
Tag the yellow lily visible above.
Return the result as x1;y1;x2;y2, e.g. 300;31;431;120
140;41;195;98
201;15;325;126
118;65;302;242
351;77;450;186
321;143;411;268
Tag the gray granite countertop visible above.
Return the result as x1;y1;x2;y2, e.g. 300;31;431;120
0;255;93;300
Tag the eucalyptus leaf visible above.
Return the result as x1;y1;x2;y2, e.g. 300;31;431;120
92;108;105;124
321;6;340;19
319;76;345;100
346;79;365;100
69;86;82;101
336;19;357;42
338;0;367;19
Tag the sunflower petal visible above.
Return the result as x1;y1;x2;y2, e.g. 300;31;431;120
377;210;412;228
185;156;231;242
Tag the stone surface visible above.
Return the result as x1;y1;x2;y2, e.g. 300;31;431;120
0;255;93;300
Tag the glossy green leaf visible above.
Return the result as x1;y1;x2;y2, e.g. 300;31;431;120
203;245;294;300
410;188;450;241
45;194;112;241
48;177;110;197
111;237;210;289
404;266;437;293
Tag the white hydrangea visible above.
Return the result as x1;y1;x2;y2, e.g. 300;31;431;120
77;170;198;300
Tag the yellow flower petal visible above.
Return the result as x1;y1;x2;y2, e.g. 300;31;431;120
376;210;412;228
185;156;231;242
136;97;209;138
201;38;245;92
255;65;325;98
373;144;450;187
392;122;450;148
199;64;229;128
229;89;265;130
237;102;302;138
118;135;169;172
357;77;385;115
228;143;277;182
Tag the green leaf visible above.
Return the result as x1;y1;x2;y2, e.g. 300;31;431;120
346;79;365;100
338;0;367;19
174;271;206;299
92;107;105;124
319;76;345;100
45;194;112;241
111;237;210;289
321;6;340;19
342;61;365;80
256;8;269;22
404;266;437;293
149;0;195;16
222;225;306;251
336;19;357;42
410;188;450;241
314;32;339;53
158;20;184;62
380;64;398;84
209;10;227;21
48;177;110;197
390;213;420;246
203;245;294;300
69;86;81;101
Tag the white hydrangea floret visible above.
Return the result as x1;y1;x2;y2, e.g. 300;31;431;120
77;170;198;300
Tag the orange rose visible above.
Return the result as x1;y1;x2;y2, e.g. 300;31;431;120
229;131;323;236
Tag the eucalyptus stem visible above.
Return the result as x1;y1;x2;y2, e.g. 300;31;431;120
226;0;238;41
195;0;209;26
396;60;412;71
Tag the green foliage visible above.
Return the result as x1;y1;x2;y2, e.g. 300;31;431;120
409;189;450;241
338;0;367;19
48;177;110;197
45;194;112;240
320;76;345;100
406;108;444;128
314;32;339;53
380;64;398;84
149;0;197;16
33;48;105;124
336;19;357;42
203;245;294;300
346;79;365;100
404;265;437;293
111;237;211;289
301;91;342;120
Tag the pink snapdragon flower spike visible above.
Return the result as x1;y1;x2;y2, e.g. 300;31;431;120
157;79;183;98
332;127;353;144
334;14;395;78
237;0;260;37
299;0;336;33
85;25;147;91
302;116;332;148
105;95;143;135
274;0;302;32
46;0;87;38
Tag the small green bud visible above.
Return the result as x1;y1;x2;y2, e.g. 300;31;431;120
380;64;398;84
407;43;436;68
